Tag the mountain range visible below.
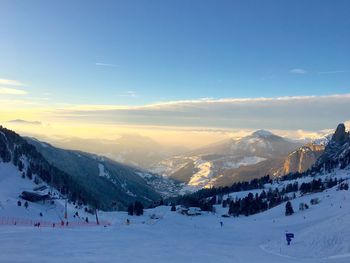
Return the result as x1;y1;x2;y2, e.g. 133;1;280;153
0;124;340;212
43;134;187;168
151;130;306;188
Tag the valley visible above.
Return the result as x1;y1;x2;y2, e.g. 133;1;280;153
1;123;349;263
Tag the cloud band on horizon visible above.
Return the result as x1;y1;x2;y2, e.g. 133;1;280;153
52;93;350;131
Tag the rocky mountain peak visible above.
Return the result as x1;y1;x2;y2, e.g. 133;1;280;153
332;123;349;145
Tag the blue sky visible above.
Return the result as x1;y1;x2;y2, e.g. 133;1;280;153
1;0;350;106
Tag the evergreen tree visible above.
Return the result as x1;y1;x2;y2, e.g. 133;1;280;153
134;201;144;216
285;201;294;216
127;204;134;216
18;160;24;171
26;168;33;180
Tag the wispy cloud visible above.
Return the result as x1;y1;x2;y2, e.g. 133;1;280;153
120;91;137;98
0;87;27;95
317;70;350;75
95;62;118;67
289;68;307;74
0;78;25;86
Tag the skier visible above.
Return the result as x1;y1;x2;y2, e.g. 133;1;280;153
220;221;223;227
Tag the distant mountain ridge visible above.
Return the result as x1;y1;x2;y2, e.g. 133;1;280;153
45;135;188;169
151;130;303;188
191;129;301;158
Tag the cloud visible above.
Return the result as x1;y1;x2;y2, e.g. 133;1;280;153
289;68;307;74
0;78;24;86
52;93;350;131
0;87;27;95
0;78;27;95
95;62;117;67
120;91;137;98
6;119;42;125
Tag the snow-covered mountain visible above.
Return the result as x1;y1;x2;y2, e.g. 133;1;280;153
195;130;303;157
0;126;168;211
151;130;303;189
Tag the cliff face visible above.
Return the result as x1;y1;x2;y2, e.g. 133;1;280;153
280;144;325;175
315;123;350;168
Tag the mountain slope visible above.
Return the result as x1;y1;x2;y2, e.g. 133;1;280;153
45;134;188;169
0;160;103;225
26;137;184;199
2;164;350;262
0;126;162;211
152;130;302;188
194;130;302;158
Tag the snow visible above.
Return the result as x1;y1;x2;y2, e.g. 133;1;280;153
98;163;109;178
188;160;213;187
0;162;98;225
258;186;350;260
150;156;195;177
2;159;350;262
178;183;199;195
1;183;350;263
223;156;266;169
313;134;332;146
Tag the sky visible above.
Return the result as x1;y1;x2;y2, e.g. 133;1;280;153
0;0;350;147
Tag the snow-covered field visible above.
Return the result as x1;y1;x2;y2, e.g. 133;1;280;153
1;183;350;263
1;159;350;263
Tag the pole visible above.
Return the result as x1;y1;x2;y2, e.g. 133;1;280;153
64;199;68;219
50;173;53;194
95;209;100;225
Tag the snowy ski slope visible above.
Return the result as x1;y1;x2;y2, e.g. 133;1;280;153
1;161;350;262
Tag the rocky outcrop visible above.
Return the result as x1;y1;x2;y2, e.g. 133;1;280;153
279;144;325;175
315;123;350;167
332;123;349;144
